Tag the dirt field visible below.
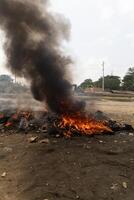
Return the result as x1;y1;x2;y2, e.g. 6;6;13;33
86;98;134;126
0;95;134;200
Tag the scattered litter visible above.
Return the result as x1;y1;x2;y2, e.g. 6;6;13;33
122;182;127;189
129;133;134;136
114;140;118;143
1;172;7;177
39;139;50;144
56;134;60;138
3;147;13;153
28;136;38;143
99;140;103;144
110;183;119;191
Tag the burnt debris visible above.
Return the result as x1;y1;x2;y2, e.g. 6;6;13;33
0;110;133;136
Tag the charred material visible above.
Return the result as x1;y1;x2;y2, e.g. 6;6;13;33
108;120;134;132
0;110;133;137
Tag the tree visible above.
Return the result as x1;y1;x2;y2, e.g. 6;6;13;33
0;75;13;93
79;79;93;89
122;67;134;91
94;75;121;90
0;75;13;82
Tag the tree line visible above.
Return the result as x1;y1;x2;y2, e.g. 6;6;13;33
79;67;134;91
0;74;28;93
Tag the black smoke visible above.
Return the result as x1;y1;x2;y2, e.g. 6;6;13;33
0;0;84;114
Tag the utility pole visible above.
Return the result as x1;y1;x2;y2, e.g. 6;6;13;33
102;61;105;91
15;68;16;83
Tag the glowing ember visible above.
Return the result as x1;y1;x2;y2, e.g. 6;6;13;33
0;111;33;129
0;110;113;137
21;111;31;119
11;114;18;120
5;121;12;127
58;114;112;138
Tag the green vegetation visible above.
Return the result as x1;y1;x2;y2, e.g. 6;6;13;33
94;75;121;90
79;67;134;91
0;74;28;93
122;67;134;91
1;66;134;93
79;79;93;89
0;74;13;82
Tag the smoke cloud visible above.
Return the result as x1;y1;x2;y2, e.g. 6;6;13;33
0;0;84;114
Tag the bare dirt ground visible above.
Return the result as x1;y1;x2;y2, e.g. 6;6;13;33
86;99;134;125
0;95;134;200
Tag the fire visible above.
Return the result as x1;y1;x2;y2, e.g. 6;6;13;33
58;113;112;138
0;111;32;129
0;109;112;137
21;111;31;119
5;121;12;127
11;113;18;120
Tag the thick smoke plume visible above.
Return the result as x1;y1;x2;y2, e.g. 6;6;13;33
0;0;84;114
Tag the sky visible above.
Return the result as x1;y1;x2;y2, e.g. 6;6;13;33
1;0;134;84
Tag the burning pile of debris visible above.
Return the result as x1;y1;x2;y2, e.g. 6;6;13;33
0;1;133;138
0;110;46;134
0;110;133;137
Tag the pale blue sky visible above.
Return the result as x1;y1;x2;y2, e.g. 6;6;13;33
1;0;134;84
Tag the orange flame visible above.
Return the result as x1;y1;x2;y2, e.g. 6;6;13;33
59;114;112;138
21;111;31;119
